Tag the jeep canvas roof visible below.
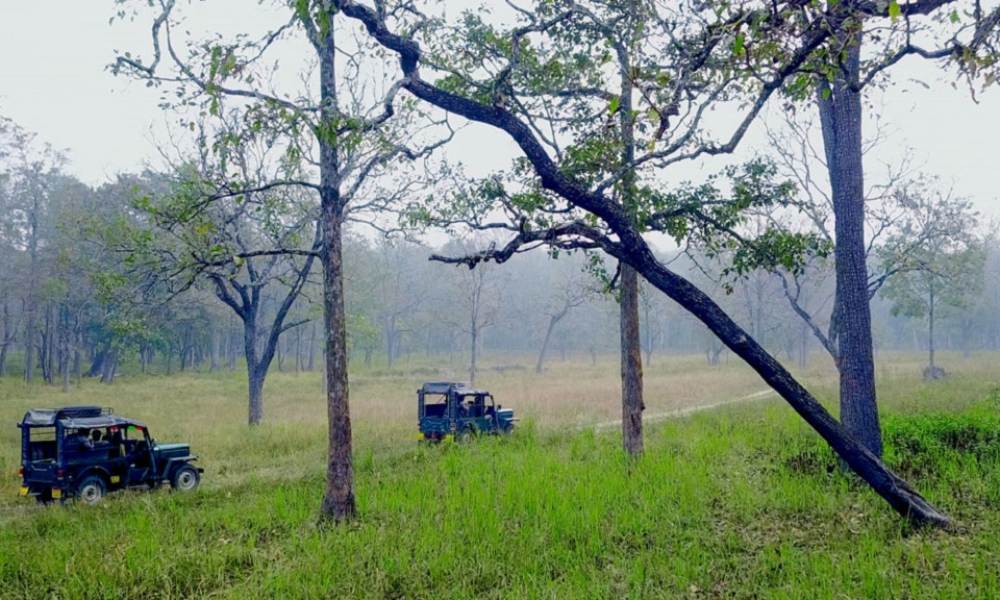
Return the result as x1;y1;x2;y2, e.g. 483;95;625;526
420;382;491;395
18;406;128;428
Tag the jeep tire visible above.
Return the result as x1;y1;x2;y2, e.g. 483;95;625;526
76;476;106;505
170;464;200;492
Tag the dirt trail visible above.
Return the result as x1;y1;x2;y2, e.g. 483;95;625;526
590;388;777;431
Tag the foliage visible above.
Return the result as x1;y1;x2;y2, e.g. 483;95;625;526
880;189;985;322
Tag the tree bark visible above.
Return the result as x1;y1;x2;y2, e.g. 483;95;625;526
620;263;644;457
928;282;936;371
242;309;264;425
318;18;356;522
535;309;565;373
616;11;644;457
248;367;265;425
86;343;108;377
23;197;40;384
817;33;883;458
319;194;355;521
100;348;117;384
630;246;948;526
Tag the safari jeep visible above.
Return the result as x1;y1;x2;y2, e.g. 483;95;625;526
417;382;515;441
17;406;202;504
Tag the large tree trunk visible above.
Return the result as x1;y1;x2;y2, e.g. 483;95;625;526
243;311;264;426
817;33;883;458
100;348;117;384
620;264;644;457
319;203;355;521
616;18;644;457
318;20;356;522
86;343;108;377
248;367;265;425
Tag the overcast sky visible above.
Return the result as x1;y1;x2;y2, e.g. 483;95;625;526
1;1;998;221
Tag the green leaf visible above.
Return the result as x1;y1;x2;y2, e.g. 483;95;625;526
888;0;901;21
950;9;960;23
732;33;746;57
608;97;620;115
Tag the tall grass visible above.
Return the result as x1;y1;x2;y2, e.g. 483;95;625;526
0;352;998;598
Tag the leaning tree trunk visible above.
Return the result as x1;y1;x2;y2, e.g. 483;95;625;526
817;32;883;458
318;22;356;522
631;246;948;526
620;263;644;457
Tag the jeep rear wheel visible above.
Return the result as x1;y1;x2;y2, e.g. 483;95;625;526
170;464;200;492
76;476;106;505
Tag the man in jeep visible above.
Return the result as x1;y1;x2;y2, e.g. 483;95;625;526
17;406;203;504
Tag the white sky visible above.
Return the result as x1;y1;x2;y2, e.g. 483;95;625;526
1;1;998;220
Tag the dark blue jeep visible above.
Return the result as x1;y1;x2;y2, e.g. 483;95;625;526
417;382;515;441
17;406;202;504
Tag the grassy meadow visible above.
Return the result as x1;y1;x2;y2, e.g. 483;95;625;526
1;352;999;598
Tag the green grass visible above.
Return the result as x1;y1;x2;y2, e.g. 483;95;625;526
1;354;999;598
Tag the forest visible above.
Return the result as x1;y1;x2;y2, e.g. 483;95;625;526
2;0;1000;597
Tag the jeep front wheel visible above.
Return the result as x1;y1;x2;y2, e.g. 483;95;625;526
76;476;106;505
170;464;200;492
